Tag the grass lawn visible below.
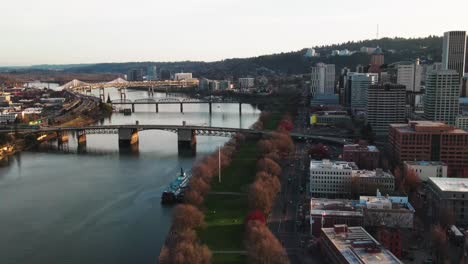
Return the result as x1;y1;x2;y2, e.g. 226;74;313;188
199;141;259;263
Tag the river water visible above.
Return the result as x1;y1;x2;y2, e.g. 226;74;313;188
0;89;261;264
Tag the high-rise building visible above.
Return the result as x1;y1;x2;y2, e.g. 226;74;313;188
442;31;467;80
346;73;378;111
311;63;336;96
147;65;158;81
396;59;422;92
367;84;406;136
424;69;460;125
388;121;468;177
127;69;144;81
368;47;385;73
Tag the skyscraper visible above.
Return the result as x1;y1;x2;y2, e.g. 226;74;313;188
311;63;335;96
147;65;158;81
367;84;406;136
424;69;460;125
368;47;384;74
347;73;378;111
396;59;422;92
442;31;467;80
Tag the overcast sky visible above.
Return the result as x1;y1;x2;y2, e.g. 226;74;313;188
1;0;467;66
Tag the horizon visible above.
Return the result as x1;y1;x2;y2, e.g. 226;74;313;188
1;0;467;66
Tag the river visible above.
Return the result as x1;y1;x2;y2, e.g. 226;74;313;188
0;89;261;264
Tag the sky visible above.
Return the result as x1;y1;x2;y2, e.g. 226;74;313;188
0;0;467;66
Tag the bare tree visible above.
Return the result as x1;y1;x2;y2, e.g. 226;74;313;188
172;204;206;231
431;224;448;264
245;220;290;264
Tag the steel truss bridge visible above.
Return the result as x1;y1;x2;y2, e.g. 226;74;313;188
60;78;199;91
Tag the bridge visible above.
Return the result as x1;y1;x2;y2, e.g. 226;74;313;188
7;124;351;153
60;78;199;101
110;97;243;114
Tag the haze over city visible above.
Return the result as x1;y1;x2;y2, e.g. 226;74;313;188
1;0;467;66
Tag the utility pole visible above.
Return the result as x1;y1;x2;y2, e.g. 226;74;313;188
218;145;221;183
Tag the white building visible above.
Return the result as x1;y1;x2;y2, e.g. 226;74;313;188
404;161;447;182
238;78;255;90
396;60;423;92
424;69;460;125
0;112;17;124
174;73;193;81
359;191;415;228
311;63;335;96
310;160;357;198
348;73;378;111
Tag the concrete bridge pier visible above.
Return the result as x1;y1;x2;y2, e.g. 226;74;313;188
76;130;87;147
177;129;196;154
56;131;69;146
132;103;135;113
209;102;212;115
119;88;127;100
239;103;242;115
180;103;183;113
148;86;154;97
118;128;139;148
155;103;159;113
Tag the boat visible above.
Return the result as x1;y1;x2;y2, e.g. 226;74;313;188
161;168;191;204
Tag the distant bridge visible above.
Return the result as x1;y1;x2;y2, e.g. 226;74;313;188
5;124;351;153
110;97;243;113
60;78;199;91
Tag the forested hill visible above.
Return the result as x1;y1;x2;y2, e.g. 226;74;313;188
4;36;443;80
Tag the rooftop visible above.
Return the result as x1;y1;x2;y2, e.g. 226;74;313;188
404;161;447;167
310;160;357;170
344;144;379;153
321;225;402;264
310;198;363;218
429;177;468;193
352;169;393;178
390;121;468;134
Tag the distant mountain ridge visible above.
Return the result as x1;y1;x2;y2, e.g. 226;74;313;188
1;36;443;79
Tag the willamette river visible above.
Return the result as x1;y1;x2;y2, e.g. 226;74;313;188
0;88;261;264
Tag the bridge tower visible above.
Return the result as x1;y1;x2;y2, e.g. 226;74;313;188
118;128;139;148
177;128;196;154
99;87;105;101
119;88;127;100
148;86;154;97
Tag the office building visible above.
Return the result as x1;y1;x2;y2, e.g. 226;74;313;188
396;60;422;92
127;69;144;81
352;169;395;196
147;65;158;81
343;143;380;170
462;74;468;97
174;73;193;81
456;115;468;130
310;160;357;198
427;177;468;226
442;31;467;80
424;69;460;125
311;111;351;126
311;63;336;96
367;84;406;136
359;192;414;229
389;121;468;177
404;161;447;182
368;47;385;74
310;199;363;236
238;78;255;90
346;73;378;110
310;160;394;198
320;225;402;264
311;94;340;106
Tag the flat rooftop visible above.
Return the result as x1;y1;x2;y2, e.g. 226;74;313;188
310;198;363;218
322;226;402;264
352;169;393;178
310;160;357;170
429;177;468;193
344;144;379;152
390;121;468;134
404;161;447;167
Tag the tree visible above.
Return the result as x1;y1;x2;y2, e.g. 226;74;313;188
172;204;205;231
245;220;290;264
404;169;422;194
106;94;111;104
160;229;212;264
257;158;282;177
431;225;448;264
439;208;456;228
